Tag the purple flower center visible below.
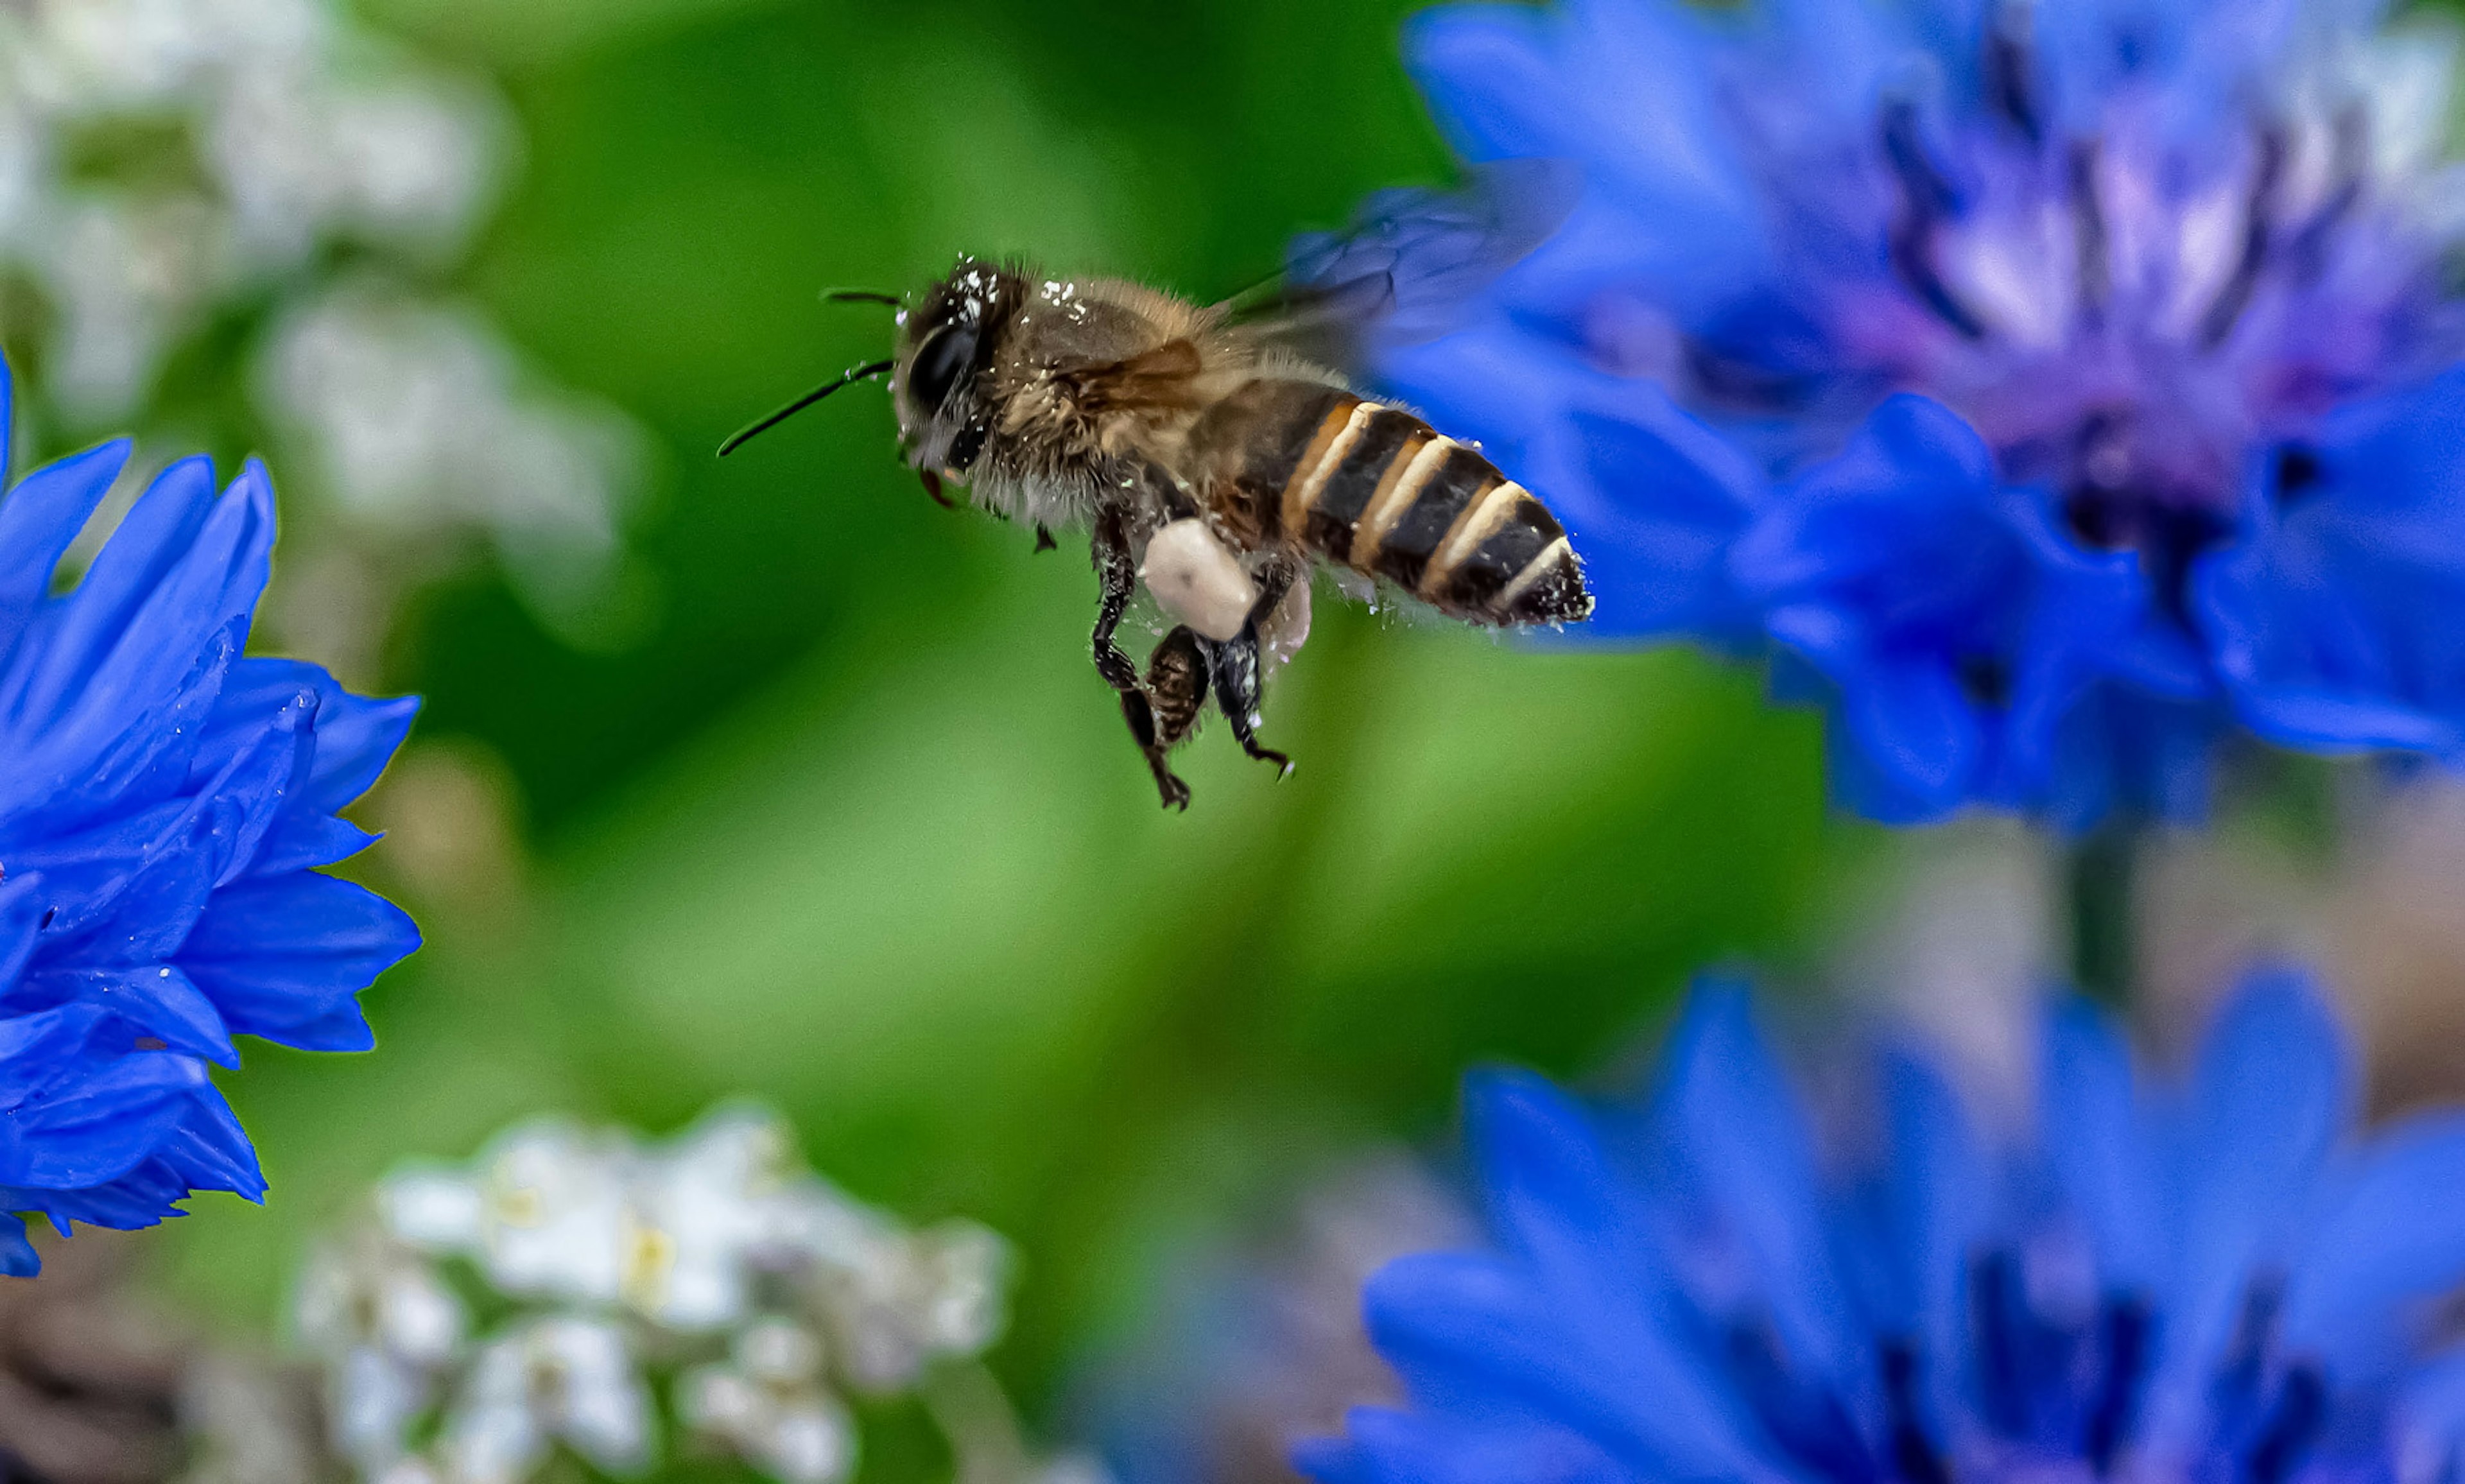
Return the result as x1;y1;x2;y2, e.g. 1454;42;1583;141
1724;1250;2343;1484
1654;22;2459;617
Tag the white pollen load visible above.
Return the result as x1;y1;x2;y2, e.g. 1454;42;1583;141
1140;519;1258;641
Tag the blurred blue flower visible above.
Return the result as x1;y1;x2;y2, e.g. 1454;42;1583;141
0;360;419;1275
1301;973;2465;1484
1388;0;2465;824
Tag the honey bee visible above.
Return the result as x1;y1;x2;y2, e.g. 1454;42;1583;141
722;169;1593;809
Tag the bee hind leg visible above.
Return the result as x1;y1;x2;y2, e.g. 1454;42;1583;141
1118;687;1190;811
1204;634;1291;777
1139;626;1211;809
1204;558;1300;779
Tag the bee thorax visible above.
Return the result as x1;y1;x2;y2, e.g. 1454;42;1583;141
1140;518;1257;641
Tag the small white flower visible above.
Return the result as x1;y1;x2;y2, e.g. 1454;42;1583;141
817;1217;1013;1391
736;1318;825;1385
910;1221;1012;1358
379;1165;487;1254
208;62;501;267
372;1457;443;1484
0;0;639;661
301;1101;1045;1484
291;1236;466;1471
621;1105;801;1331
468;1119;633;1306
679;1320;856;1484
677;1364;763;1434
331;1345;429;1471
443;1316;653;1483
254;283;639;636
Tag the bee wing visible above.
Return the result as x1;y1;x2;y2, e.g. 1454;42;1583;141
1055;336;1208;415
1217;158;1577;367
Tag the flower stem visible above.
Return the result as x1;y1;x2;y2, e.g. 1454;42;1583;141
2068;825;2140;1006
920;1358;1036;1484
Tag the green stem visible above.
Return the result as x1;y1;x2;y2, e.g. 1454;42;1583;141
2067;825;2140;1006
920;1358;1036;1484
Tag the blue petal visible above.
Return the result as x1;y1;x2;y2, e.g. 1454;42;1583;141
2197;367;2465;760
0;440;128;671
2140;968;2352;1452
1302;1406;1628;1484
1871;1046;1991;1420
10;966;237;1067
245;814;382;878
2399;1350;2465;1459
2282;1114;2465;1382
2041;999;2168;1295
0;1051;216;1191
12;456;218;727
1460;1066;1770;1475
1;619;239;838
9;460;270;740
1409;0;1750;241
1402;6;1565;162
208;656;419;815
1365;1252;1671;1458
1638;986;1854;1384
1527;379;1767;641
175;872;417;1049
1837;660;1979;806
0;378;413;1252
0;1214;35;1276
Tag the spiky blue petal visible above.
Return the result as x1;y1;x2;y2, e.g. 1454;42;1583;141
1308;972;2465;1484
0;359;419;1270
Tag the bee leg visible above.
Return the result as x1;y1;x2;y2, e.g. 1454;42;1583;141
1204;637;1292;780
1090;508;1191;805
1118;687;1189;811
1246;555;1300;628
1089;508;1145;696
1147;627;1210;748
1034;524;1057;553
1201;557;1299;776
1138;626;1209;809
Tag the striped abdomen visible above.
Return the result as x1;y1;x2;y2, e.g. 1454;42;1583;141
1191;379;1592;626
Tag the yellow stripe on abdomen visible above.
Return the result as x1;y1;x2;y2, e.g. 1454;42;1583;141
1280;400;1376;538
1353;436;1460;571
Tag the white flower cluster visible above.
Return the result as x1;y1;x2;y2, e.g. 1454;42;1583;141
0;0;636;641
293;1105;1031;1484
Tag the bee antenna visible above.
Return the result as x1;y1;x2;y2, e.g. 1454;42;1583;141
716;359;895;456
822;288;905;307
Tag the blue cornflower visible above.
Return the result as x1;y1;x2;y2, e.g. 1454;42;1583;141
1387;0;2465;824
1300;974;2465;1484
0;359;419;1275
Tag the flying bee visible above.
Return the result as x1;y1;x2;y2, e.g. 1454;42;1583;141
722;166;1594;809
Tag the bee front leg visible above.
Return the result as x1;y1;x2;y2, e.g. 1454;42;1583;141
1091;508;1192;808
1089;508;1145;696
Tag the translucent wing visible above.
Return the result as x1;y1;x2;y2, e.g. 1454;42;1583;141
1219;158;1578;367
1052;337;1207;416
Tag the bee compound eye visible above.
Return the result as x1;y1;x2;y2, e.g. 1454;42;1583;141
908;324;979;412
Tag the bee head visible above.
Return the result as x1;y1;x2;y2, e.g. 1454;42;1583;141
894;256;1026;478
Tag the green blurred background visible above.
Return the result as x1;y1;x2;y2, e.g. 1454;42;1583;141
113;0;1848;1463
